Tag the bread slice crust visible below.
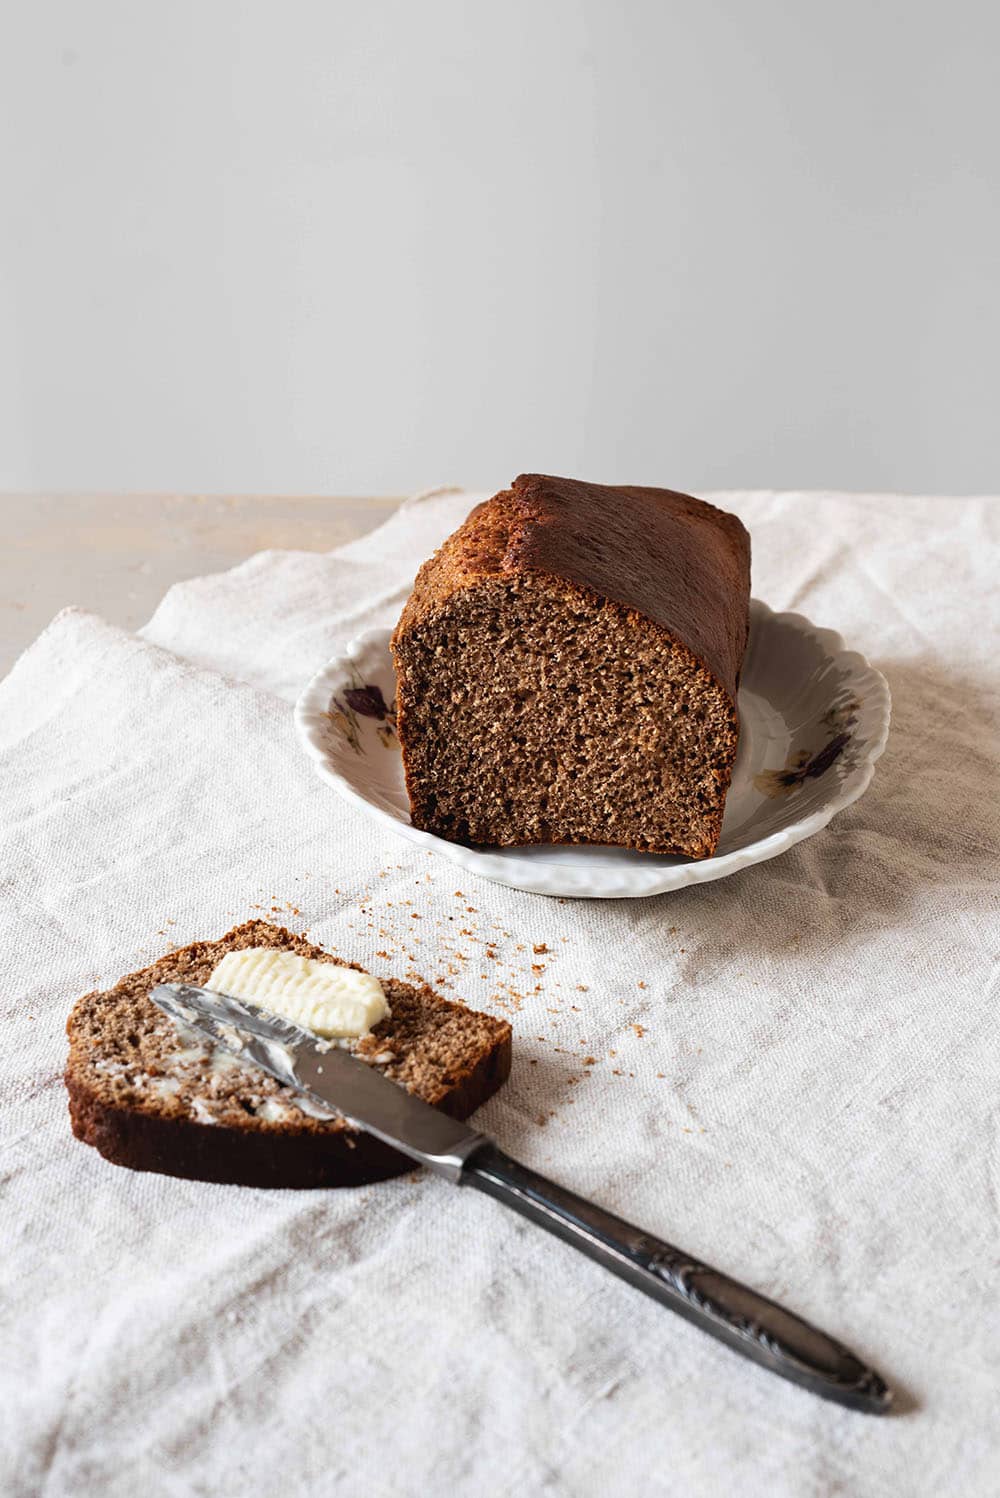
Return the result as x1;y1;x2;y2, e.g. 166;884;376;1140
65;921;511;1189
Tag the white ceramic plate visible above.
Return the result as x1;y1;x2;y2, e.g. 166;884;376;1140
294;601;890;899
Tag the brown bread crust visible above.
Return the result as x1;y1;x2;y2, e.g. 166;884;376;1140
395;474;750;701
65;921;512;1189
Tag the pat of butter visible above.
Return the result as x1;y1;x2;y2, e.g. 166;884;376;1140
206;948;389;1040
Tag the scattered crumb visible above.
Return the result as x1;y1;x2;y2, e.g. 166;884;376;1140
632;1024;646;1038
583;1056;597;1067
533;943;549;955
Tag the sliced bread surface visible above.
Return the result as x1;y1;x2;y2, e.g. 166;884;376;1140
66;920;512;1188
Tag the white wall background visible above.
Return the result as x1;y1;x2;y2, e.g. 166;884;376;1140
1;1;996;496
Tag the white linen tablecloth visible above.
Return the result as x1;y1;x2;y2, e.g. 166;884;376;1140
1;488;998;1497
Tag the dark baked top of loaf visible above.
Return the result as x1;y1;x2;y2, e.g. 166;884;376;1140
397;474;751;701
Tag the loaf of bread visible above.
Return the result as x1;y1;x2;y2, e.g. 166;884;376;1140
391;474;751;858
65;921;511;1188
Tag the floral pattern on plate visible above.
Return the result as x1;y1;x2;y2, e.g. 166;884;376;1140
327;674;399;755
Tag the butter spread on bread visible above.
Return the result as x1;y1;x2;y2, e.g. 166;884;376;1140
207;947;389;1039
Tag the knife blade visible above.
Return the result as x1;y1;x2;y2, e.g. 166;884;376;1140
150;980;486;1178
150;981;893;1415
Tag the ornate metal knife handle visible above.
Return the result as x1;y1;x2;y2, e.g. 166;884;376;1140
463;1144;890;1413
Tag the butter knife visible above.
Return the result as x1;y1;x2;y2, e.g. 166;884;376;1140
150;981;892;1414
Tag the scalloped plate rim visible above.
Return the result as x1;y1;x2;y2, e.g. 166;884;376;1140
293;599;891;899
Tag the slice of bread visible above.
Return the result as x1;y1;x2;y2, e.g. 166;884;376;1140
65;920;512;1189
